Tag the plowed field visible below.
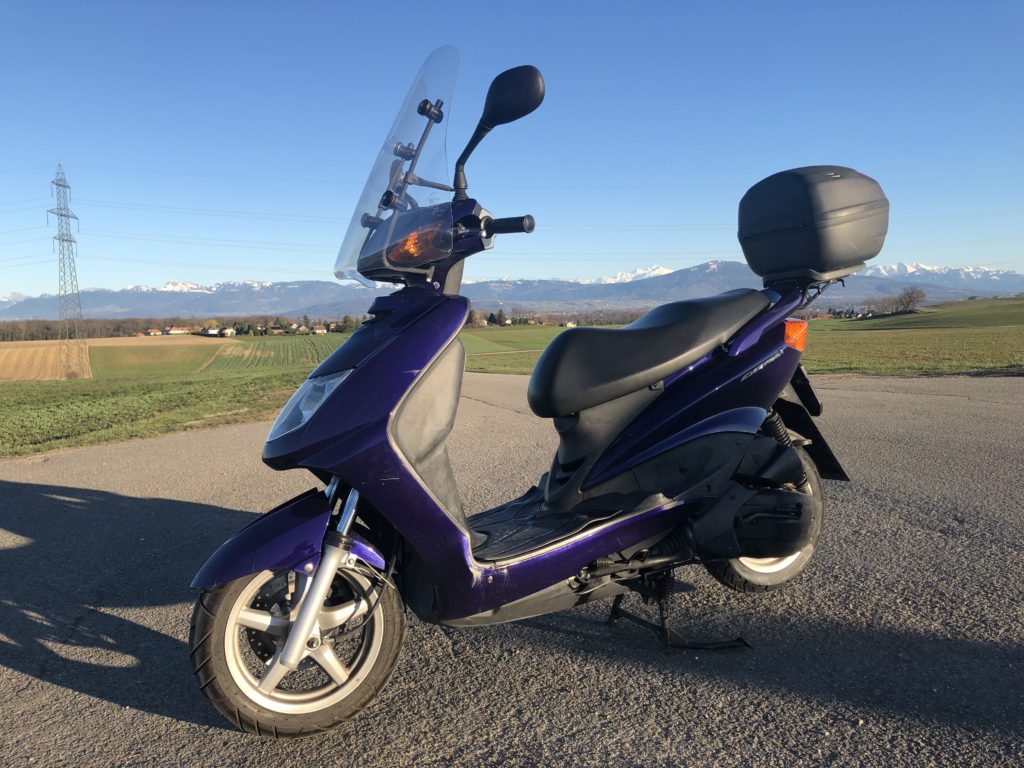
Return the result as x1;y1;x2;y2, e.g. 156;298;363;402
0;342;68;380
0;335;232;381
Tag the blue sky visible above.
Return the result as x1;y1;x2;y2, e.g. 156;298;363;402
1;1;1022;296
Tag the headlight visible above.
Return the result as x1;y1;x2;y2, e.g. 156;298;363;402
266;369;352;441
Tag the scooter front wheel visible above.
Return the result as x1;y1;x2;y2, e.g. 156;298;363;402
190;566;405;738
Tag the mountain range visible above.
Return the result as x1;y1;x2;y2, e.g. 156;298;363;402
1;261;1021;320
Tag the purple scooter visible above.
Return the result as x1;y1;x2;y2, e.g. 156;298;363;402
190;47;888;737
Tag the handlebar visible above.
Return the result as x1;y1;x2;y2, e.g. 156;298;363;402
483;215;535;236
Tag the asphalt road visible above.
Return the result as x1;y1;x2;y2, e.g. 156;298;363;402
1;373;1021;767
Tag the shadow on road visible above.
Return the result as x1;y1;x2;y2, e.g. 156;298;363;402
0;480;253;729
0;480;1020;740
517;602;1023;737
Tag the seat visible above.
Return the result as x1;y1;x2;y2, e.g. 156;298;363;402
527;289;771;417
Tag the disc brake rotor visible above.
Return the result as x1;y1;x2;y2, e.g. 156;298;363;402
244;575;292;662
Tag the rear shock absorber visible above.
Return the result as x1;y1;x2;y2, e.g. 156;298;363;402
762;409;810;492
762;409;792;447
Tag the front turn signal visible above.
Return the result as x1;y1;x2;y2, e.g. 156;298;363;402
784;319;808;352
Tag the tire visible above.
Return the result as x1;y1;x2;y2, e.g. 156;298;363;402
704;446;824;593
189;566;405;738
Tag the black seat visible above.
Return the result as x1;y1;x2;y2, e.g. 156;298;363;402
527;289;771;417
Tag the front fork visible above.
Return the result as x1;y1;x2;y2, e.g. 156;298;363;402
258;484;363;693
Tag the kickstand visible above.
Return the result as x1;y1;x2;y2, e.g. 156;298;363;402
606;581;751;651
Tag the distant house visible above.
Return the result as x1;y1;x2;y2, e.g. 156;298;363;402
296;325;310;335
561;321;578;329
202;327;221;336
313;325;327;335
166;326;191;335
219;327;236;337
145;328;162;336
268;325;285;335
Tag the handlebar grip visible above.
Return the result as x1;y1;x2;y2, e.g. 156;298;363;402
484;215;535;235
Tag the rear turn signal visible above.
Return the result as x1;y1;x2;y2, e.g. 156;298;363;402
784;319;808;352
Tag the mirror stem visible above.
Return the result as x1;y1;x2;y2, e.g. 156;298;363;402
453;121;492;201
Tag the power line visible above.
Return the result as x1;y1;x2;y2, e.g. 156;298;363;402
64;163;1024;189
78;254;332;277
76;198;343;224
0;236;51;247
0;167;54;175
0;206;56;217
68;164;353;186
80;229;334;253
0;225;49;236
55;194;1024;233
0;257;56;270
0;251;54;263
0;197;51;208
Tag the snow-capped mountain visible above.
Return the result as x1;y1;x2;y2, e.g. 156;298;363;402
861;262;1024;292
125;280;276;294
580;265;674;284
1;261;1021;320
0;291;27;310
157;281;209;293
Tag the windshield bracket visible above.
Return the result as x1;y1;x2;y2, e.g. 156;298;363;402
416;99;444;123
405;172;454;192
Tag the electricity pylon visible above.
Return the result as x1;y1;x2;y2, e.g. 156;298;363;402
48;165;89;379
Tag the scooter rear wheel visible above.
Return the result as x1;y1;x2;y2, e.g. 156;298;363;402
704;447;824;592
189;566;405;738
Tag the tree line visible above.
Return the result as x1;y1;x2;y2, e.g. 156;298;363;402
825;287;927;319
465;307;648;327
0;314;367;342
8;291;931;343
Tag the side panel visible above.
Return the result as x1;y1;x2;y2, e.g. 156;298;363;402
585;325;801;488
390;339;467;529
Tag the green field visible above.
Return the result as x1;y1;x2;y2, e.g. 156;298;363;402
0;298;1019;456
802;297;1024;374
89;344;223;379
462;326;562;373
204;334;349;371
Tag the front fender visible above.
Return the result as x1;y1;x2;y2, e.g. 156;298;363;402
191;488;385;590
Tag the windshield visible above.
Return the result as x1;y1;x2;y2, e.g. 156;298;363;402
335;46;459;285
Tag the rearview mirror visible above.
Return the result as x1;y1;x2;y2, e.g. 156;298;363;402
480;65;545;129
453;65;545;199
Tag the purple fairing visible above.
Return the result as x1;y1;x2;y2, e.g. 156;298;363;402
662;352;712;388
252;285;805;623
191;489;385;590
729;290;801;357
268;288;709;620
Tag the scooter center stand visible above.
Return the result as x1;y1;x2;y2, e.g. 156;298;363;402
606;573;751;651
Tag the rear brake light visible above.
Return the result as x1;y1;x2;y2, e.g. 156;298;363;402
784;319;808;352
